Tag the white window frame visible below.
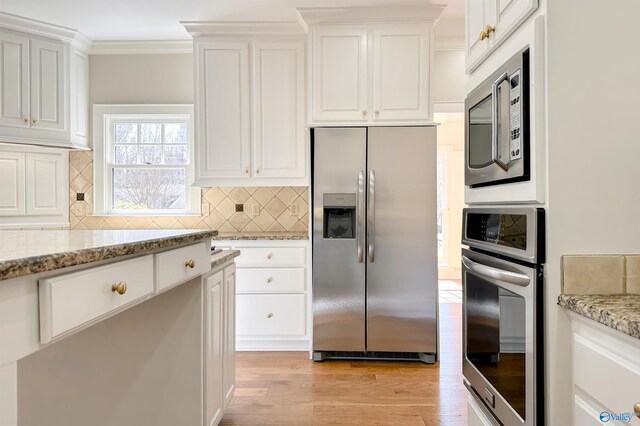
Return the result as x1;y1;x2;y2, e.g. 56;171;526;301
93;104;200;216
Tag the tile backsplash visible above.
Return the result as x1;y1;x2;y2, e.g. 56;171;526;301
69;151;309;232
562;255;640;295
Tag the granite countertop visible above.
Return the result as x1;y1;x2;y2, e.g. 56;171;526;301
0;229;217;281
212;232;309;241
558;294;640;340
211;249;241;269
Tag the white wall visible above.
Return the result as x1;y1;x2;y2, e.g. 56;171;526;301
546;1;640;424
433;50;466;103
89;54;193;104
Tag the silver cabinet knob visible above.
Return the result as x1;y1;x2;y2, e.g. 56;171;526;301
266;313;274;319
266;277;273;284
266;253;273;260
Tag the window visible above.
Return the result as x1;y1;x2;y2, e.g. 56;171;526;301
93;105;199;215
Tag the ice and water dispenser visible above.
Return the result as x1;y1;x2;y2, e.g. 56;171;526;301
322;194;356;239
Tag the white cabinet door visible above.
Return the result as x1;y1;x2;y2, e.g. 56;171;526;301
223;264;236;409
204;271;224;426
372;27;430;121
25;152;64;216
494;0;539;42
467;395;496;426
252;42;305;178
197;41;251;180
312;29;368;122
466;0;495;70
29;38;65;131
466;0;538;71
69;49;89;146
0;152;25;216
0;31;30;129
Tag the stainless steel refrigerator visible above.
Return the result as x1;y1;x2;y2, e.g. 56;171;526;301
312;126;438;363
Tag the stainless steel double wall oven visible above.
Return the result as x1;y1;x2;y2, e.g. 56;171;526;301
462;207;544;426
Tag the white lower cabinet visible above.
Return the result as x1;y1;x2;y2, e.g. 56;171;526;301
214;240;310;350
223;264;236;409
467;394;497;426
570;313;640;425
204;270;224;426
204;263;237;426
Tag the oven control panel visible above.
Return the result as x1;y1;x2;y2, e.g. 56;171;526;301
509;69;522;161
466;212;527;251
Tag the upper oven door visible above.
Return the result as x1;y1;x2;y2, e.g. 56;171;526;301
465;49;529;188
462;248;540;426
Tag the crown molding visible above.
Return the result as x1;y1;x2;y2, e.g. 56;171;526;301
296;5;446;32
90;40;193;55
0;11;92;52
434;36;465;51
181;21;305;38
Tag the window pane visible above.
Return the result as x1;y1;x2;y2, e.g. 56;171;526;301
140;145;162;164
112;168;186;210
114;123;137;143
114;145;138;165
164;123;187;144
164;145;188;164
140;123;162;143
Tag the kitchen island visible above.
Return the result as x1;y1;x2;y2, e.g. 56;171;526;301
0;229;239;426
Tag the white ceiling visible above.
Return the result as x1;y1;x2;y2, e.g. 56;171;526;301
1;0;464;41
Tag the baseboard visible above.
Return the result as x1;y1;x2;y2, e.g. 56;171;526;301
237;339;310;351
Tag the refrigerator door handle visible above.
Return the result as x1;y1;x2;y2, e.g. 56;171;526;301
357;170;365;263
368;170;375;262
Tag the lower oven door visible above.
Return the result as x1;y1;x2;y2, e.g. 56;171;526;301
461;248;541;426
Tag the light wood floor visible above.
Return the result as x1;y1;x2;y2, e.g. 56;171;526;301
221;302;466;425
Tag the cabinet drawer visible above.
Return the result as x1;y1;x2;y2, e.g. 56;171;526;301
236;268;305;293
155;242;209;291
235;247;305;267
237;294;306;337
39;255;154;343
573;334;640;420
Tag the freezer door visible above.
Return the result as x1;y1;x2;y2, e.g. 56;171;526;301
312;128;367;351
366;126;438;353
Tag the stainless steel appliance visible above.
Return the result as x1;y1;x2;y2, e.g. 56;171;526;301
312;126;438;363
462;207;544;426
466;48;530;187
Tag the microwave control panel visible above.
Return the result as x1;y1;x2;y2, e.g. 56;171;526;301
509;70;522;161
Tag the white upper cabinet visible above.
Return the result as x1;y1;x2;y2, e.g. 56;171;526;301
465;0;539;72
185;22;308;187
0;32;29;129
197;41;251;180
0;14;90;149
25;152;64;216
29;38;65;131
312;29;368;122
299;5;443;125
372;27;430;121
0;145;68;227
253;41;305;178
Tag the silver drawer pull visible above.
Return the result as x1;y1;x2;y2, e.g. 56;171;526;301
266;313;274;319
266;277;273;284
266;253;273;260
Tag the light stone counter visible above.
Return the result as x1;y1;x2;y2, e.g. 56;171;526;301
0;229;217;281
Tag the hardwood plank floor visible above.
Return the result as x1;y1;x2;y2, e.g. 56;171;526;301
221;302;465;425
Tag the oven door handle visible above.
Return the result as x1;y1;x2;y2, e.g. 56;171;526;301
492;72;510;172
462;255;530;287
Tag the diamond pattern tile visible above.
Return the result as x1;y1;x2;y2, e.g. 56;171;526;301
68;152;309;233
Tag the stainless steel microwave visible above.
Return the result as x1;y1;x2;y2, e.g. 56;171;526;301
465;48;530;188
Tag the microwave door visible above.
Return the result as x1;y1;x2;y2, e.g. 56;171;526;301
493;74;512;171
